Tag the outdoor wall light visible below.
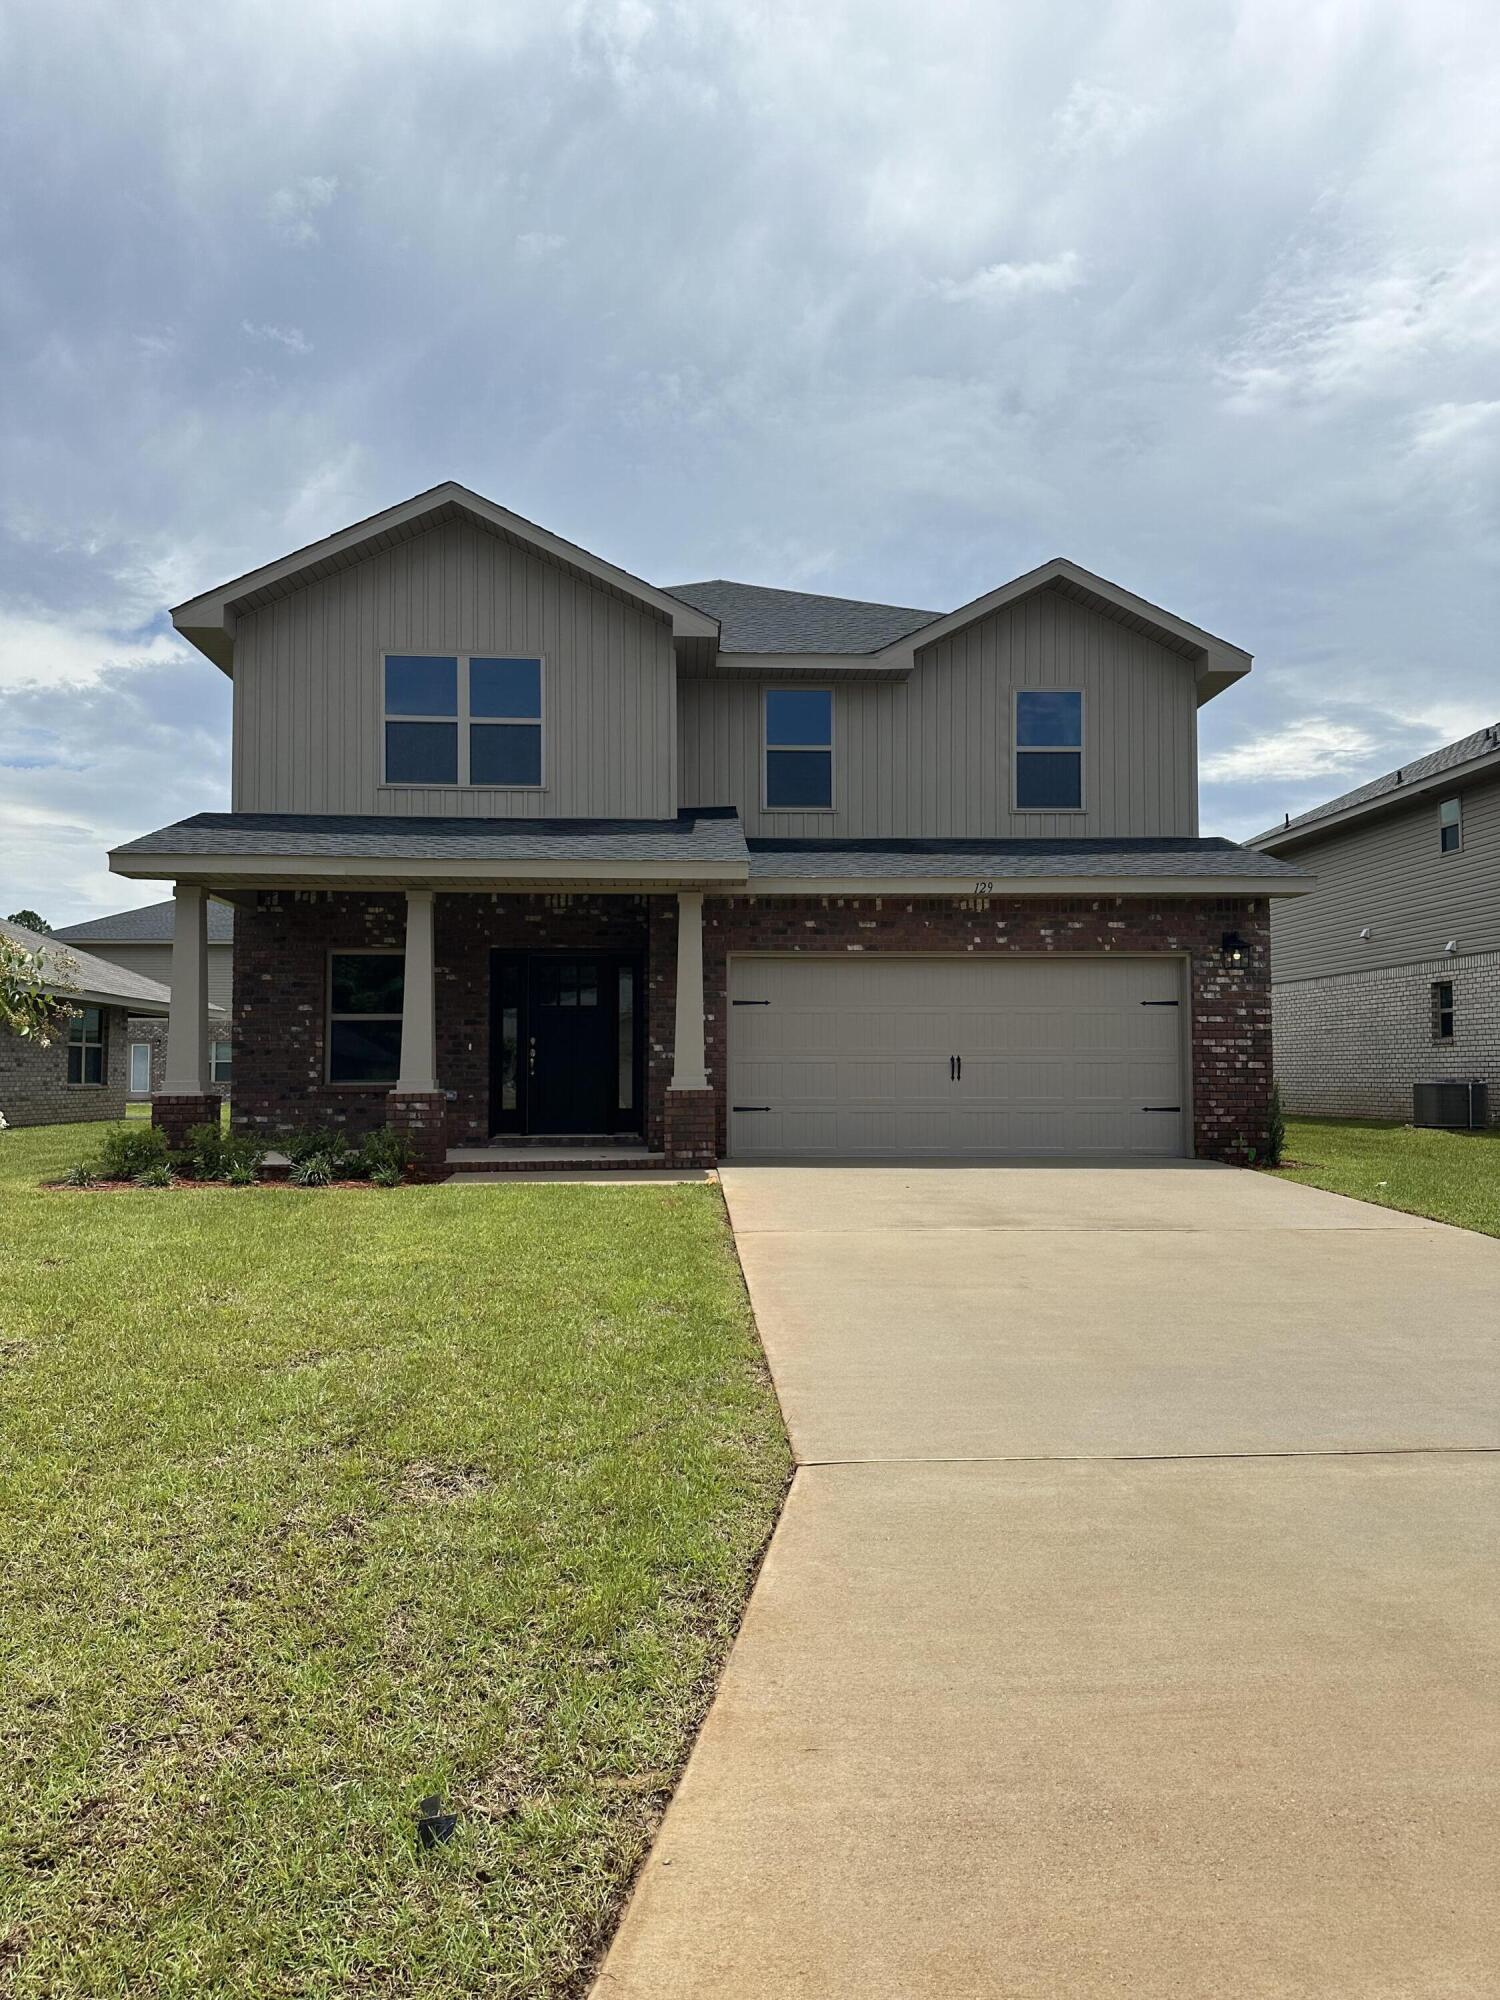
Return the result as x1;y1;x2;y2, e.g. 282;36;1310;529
1220;931;1248;970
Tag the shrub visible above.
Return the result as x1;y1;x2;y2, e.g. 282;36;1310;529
225;1160;258;1187
1266;1081;1286;1168
290;1153;335;1187
96;1123;170;1182
356;1127;412;1181
180;1122;263;1183
63;1161;97;1188
133;1164;175;1189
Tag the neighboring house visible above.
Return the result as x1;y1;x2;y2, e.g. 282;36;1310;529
0;919;170;1127
53;901;235;1100
1249;724;1500;1124
106;482;1307;1175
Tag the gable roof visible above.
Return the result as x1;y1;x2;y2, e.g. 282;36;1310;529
873;558;1252;701
171;482;720;673
667;580;940;654
54;898;234;945
1250;721;1500;853
0;920;172;1014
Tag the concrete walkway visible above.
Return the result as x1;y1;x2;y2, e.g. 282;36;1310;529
594;1164;1500;1998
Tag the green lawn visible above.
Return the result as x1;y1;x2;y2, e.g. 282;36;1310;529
1278;1116;1500;1236
0;1119;789;1998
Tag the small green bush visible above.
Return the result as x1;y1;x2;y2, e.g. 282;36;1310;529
63;1161;97;1188
225;1160;258;1187
1266;1080;1287;1168
369;1162;405;1189
290;1154;335;1188
96;1124;170;1181
279;1123;411;1183
283;1126;357;1167
180;1122;264;1183
356;1127;412;1181
133;1164;175;1189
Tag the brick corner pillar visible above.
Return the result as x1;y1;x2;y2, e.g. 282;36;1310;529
386;1090;449;1182
153;882;217;1147
664;890;718;1167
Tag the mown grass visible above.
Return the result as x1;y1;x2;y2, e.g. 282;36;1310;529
1278;1116;1500;1236
0;1119;788;1998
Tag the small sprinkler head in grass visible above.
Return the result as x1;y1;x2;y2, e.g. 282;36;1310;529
416;1795;458;1852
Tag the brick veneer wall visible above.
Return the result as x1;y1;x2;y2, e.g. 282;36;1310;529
0;1005;128;1127
233;890;655;1144
230;888;1271;1163
1272;950;1500;1124
125;1016;234;1101
697;893;1273;1163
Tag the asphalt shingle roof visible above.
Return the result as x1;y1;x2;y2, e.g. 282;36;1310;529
1252;722;1500;845
55;898;234;944
0;920;173;1011
113;809;749;865
746;837;1307;883
667;580;940;654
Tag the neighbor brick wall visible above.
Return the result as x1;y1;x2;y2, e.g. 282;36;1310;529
1272;950;1500;1123
698;893;1273;1164
0;1006;128;1128
125;1016;233;1100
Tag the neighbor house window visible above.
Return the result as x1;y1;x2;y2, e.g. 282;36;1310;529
211;1039;233;1085
1439;797;1462;853
1432;980;1455;1041
383;654;543;788
328;953;405;1083
129;1041;151;1094
67;1007;105;1085
765;689;833;809
1015;690;1084;809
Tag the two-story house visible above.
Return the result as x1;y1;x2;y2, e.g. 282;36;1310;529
1249;725;1500;1123
108;483;1307;1175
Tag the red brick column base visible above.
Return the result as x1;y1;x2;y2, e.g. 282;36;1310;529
664;1087;717;1168
152;1094;220;1150
387;1091;449;1184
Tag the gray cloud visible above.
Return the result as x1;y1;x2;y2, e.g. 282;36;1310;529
2;0;1497;920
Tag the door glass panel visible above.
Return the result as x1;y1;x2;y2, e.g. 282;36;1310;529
577;964;597;1008
500;1005;518;1110
618;967;634;1110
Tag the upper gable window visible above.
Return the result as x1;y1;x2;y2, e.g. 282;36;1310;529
1439;797;1462;853
765;689;833;809
1015;690;1083;810
383;654;543;788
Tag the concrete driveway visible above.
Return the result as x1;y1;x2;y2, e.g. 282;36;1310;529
595;1164;1500;1999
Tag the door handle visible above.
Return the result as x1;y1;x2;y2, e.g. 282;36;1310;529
956;1054;962;1081
528;1037;537;1077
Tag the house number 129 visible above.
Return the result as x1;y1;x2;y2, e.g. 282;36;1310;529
974;879;994;894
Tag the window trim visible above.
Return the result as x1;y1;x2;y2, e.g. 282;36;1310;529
380;652;546;792
325;947;406;1088
1431;978;1455;1043
762;685;836;814
66;1006;107;1087
1439;796;1462;855
1013;688;1086;815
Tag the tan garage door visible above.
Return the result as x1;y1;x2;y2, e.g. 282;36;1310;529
727;955;1187;1159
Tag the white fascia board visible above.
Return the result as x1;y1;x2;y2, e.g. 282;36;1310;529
171;482;720;674
109;849;750;888
1251;744;1500;853
740;873;1312;899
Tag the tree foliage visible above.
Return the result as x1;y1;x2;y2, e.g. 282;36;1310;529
0;933;75;1044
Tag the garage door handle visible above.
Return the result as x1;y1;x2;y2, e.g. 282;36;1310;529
949;1055;963;1081
733;1105;770;1113
1142;1106;1181;1113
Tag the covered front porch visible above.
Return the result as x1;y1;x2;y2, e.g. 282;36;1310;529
108;811;747;1179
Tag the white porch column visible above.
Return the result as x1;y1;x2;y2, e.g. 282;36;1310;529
669;890;708;1091
395;887;438;1094
162;882;211;1095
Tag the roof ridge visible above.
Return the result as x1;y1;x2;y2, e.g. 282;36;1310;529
1253;718;1500;844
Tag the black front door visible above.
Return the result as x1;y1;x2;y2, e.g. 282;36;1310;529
490;952;643;1137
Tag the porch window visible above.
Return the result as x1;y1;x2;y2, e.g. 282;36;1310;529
383;654;544;788
328;952;404;1083
1015;690;1084;810
67;1007;106;1085
765;689;833;809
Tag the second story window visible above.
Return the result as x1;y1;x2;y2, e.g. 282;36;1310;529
1015;690;1084;810
765;689;833;809
1439;797;1462;853
383;654;544;788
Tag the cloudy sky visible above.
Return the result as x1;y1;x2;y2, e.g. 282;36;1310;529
2;0;1497;924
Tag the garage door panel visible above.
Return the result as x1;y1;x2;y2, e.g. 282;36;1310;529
728;956;1187;1159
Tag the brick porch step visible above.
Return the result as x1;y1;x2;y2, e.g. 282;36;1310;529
445;1144;672;1176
